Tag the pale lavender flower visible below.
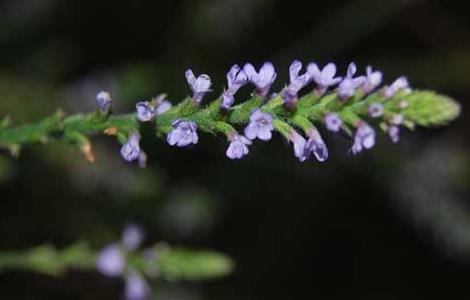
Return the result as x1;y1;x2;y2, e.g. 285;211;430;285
324;113;342;132
185;69;212;105
388;125;400;143
383;76;409;99
96;91;112;113
136;101;155;122
337;63;366;100
155;94;172;115
243;62;277;97
287;60;311;94
226;134;252;160
96;244;125;277
361;66;383;94
221;65;248;109
304;128;328;162
121;133;141;162
167;120;199;147
307;62;342;96
124;270;151;300
282;60;311;107
155;100;172;115
138;152;147;169
390;114;404;125
368;103;384;118
122;224;144;251
288;131;307;161
244;109;274;141
350;122;376;155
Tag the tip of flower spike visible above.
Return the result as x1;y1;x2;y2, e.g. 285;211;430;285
402;91;461;127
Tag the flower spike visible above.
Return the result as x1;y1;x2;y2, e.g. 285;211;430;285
0;60;460;165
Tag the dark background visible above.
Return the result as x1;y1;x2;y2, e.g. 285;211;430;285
1;0;470;299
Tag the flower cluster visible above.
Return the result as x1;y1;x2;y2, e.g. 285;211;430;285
96;224;154;300
0;58;459;165
141;60;413;164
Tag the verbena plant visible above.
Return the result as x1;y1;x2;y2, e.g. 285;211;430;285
0;60;460;299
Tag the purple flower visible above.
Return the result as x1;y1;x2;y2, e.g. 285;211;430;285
244;109;274;141
96;244;125;277
324;113;342;132
307;62;342;96
136;101;155;122
361;66;383;94
282;60;311;107
304;128;328;162
388;125;400;143
122;224;144;251
221;65;248;109
155;94;172;115
155;100;172;115
368;103;384;118
383;76;409;99
288;131;307;161
337;63;366;100
124;270;151;300
96;91;112;113
287;60;311;93
167;120;199;147
185;69;212;105
226;134;252;160
121;133;141;162
138;152;147;168
243;62;277;97
350;122;376;155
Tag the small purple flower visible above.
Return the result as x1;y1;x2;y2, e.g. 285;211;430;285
244;109;274;141
307;62;342;96
383;76;409;99
167;120;199;147
288;131;307;161
324;113;342;132
121;133;141;162
155;100;172;115
368;103;384;118
122;224;144;251
96;91;112;113
138;151;147;168
124;270;151;300
243;62;277;97
350;122;376;155
185;69;212;105
287;60;311;94
221;65;248;109
361;66;383;94
96;244;125;277
388;125;400;143
282;61;311;108
390;114;404;125
337;63;366;100
226;134;252;160
154;94;172;115
304;128;328;162
136;101;155;122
